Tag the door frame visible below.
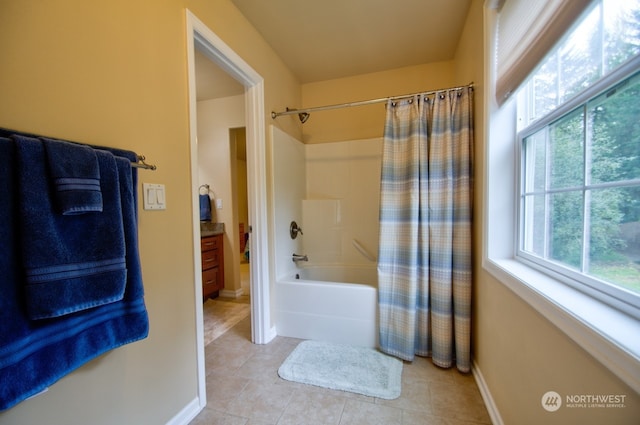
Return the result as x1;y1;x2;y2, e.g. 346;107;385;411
185;9;274;410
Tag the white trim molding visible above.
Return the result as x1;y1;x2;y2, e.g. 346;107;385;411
220;288;244;299
185;8;273;420
165;397;201;425
472;360;504;425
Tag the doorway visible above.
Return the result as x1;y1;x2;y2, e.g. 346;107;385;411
230;127;251;296
186;9;274;411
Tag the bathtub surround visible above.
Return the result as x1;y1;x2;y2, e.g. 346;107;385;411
271;125;383;281
271;126;307;280
296;263;377;286
271;126;383;347
378;88;474;371
304;138;382;267
301;199;342;263
278;340;403;399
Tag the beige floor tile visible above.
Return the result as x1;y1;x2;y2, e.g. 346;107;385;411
402;356;458;386
236;352;286;383
339;399;402;425
278;390;346;425
191;306;491;425
205;344;256;376
245;419;274;425
254;336;301;359
402;409;484;425
189;406;248;425
429;380;492;424
375;378;434;414
205;372;250;411
203;299;251;346
225;380;294;423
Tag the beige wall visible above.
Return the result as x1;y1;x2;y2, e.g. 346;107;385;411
0;0;300;424
457;1;639;425
233;128;250;248
301;61;455;144
1;0;637;424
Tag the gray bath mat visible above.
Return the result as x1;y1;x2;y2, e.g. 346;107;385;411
278;340;402;399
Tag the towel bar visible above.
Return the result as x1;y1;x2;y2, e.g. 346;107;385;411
132;155;156;170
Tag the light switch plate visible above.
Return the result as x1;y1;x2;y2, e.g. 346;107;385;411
143;183;166;210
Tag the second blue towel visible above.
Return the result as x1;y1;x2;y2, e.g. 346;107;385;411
42;137;103;215
13;135;127;320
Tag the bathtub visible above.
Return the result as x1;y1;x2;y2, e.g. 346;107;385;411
275;264;378;347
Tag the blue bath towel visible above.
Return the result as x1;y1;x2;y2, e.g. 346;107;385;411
13;134;127;320
41;137;103;215
0;134;148;411
200;193;212;221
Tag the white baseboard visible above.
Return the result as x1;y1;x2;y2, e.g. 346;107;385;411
472;359;503;425
165;397;204;425
220;288;244;298
266;325;278;343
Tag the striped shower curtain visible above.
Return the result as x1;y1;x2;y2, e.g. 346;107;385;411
377;87;473;372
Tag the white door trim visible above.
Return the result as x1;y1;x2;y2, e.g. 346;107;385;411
185;8;274;415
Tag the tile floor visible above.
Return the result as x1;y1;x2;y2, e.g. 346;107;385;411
202;297;251;346
189;310;491;425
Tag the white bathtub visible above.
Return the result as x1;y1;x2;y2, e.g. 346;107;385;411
275;264;378;347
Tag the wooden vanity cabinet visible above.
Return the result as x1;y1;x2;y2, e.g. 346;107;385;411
201;234;224;299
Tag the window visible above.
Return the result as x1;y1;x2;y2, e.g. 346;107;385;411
516;0;640;314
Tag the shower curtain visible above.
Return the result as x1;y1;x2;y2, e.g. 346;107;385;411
377;87;473;372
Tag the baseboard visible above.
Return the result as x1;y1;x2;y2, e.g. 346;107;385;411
165;397;204;425
472;359;504;425
220;288;244;298
265;325;278;343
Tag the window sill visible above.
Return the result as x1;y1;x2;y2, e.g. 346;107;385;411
483;256;640;393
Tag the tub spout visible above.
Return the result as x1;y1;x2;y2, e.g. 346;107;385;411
292;253;308;262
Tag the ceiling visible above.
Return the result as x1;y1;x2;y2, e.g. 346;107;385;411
195;0;472;100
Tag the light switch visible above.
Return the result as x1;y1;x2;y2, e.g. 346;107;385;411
215;198;223;209
143;183;166;210
156;187;165;204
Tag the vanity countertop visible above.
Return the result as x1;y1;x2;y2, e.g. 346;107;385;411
200;222;224;238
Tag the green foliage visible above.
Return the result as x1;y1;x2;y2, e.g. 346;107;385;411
521;0;640;290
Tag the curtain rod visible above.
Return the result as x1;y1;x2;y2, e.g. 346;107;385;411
271;82;473;119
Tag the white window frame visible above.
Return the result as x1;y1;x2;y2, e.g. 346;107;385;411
516;57;640;320
483;6;640;394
